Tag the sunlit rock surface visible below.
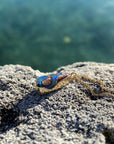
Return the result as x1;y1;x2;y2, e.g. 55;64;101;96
0;62;114;144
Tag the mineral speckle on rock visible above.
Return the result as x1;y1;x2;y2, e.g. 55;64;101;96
0;62;114;144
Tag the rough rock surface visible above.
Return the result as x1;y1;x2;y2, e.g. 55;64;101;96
0;62;114;144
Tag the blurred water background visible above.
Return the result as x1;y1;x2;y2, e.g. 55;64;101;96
0;0;114;72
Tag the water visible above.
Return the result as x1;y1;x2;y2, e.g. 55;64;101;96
0;0;114;72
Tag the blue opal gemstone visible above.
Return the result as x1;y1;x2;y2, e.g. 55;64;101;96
36;73;66;89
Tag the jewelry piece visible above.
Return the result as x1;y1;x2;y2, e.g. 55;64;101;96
36;73;70;95
36;72;114;97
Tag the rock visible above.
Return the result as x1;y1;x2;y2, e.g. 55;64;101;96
0;62;114;144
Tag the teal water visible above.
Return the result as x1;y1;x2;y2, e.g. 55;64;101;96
0;0;114;72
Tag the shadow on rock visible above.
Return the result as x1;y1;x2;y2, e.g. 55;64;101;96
0;90;50;133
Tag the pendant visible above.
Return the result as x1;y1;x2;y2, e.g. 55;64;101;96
36;72;69;95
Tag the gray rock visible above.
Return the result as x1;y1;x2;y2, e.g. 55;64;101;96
0;62;114;144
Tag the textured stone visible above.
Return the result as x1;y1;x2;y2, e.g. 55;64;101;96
0;62;114;144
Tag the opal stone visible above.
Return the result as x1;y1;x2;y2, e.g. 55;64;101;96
36;73;67;89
